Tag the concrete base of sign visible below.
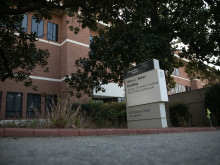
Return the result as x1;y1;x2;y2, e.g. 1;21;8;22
127;102;168;129
127;118;168;129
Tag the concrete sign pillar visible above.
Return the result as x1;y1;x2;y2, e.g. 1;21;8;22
124;59;168;129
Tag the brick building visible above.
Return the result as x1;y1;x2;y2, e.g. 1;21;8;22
0;13;207;119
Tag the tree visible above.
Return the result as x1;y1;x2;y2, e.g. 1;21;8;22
65;0;220;97
0;0;128;88
0;0;64;88
205;83;220;126
1;0;219;95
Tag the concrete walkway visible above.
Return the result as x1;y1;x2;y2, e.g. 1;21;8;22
0;127;218;137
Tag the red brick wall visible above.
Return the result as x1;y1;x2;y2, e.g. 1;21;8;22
0;13;91;119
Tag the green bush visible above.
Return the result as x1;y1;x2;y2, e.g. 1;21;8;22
205;83;220;126
169;102;192;127
0;100;127;129
72;101;127;128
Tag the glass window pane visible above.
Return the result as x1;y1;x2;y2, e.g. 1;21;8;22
52;24;56;41
47;22;58;41
90;36;93;43
31;18;37;35
6;93;22;118
182;85;186;92
176;68;180;76
14;93;22;112
47;22;53;40
55;24;58;41
22;14;28;32
38;20;44;37
27;94;41;118
172;69;175;75
178;84;182;93
175;84;179;93
171;88;175;94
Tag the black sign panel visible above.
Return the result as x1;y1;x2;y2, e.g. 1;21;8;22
123;59;159;79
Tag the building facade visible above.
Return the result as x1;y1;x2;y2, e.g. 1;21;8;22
0;13;207;119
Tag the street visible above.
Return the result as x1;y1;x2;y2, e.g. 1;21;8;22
0;131;220;165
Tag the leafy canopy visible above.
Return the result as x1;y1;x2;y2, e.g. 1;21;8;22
0;0;127;88
205;83;220;125
65;0;220;97
0;0;219;94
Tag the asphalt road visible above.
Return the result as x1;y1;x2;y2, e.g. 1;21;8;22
0;131;220;165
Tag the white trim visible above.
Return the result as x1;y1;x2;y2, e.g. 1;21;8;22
96;20;111;27
60;39;67;46
63;39;89;47
14;32;90;47
174;54;189;62
37;38;89;48
38;38;61;46
171;75;190;81
29;76;66;82
14;32;19;36
194;78;201;81
60;77;66;81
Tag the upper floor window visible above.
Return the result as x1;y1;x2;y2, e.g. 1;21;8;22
47;22;58;41
172;68;180;77
90;36;93;44
31;18;44;38
6;92;23;118
21;14;28;32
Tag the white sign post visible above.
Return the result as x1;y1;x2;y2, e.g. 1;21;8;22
124;59;168;129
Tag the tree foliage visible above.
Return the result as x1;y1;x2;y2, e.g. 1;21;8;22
169;102;192;127
0;0;62;88
65;0;220;97
0;0;219;94
205;83;220;125
0;0;127;88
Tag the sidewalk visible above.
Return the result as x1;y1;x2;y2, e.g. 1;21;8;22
0;127;219;137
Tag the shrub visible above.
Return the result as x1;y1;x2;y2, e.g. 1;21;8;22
73;101;127;128
169;102;192;127
1;100;127;129
205;83;220;126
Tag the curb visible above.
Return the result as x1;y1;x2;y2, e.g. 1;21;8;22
0;127;218;138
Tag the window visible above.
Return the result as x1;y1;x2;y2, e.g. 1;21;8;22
90;36;93;44
117;97;125;102
47;22;58;41
31;18;44;37
172;68;180;77
27;94;41;118
6;92;22;118
175;84;179;93
182;85;186;92
45;95;57;113
171;88;175;94
21;14;28;32
178;84;182;93
186;86;191;92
